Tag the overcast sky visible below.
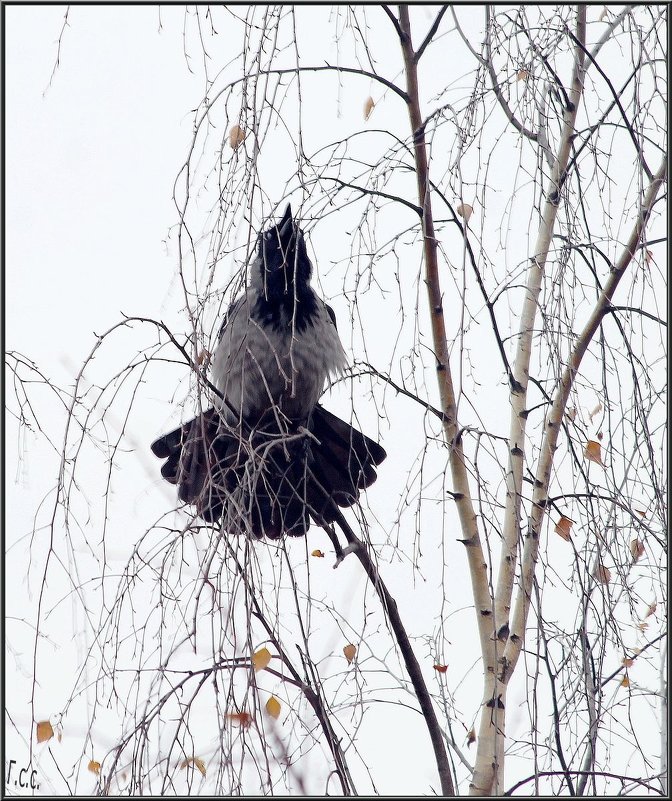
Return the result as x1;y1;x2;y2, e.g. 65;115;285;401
5;4;665;796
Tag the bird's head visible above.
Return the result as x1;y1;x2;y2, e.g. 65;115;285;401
252;204;312;300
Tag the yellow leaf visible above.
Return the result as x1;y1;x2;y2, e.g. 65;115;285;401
554;516;573;542
36;720;54;744
252;647;272;672
620;674;630;688
343;644;357;664
266;696;281;720
311;549;325;558
466;727;476;747
584;440;603;466
229;124;246;150
644;600;657;618
363;96;375;120
622;657;634;668
593;563;611;584
88;760;101;775
630;539;645;561
433;664;448;673
226;711;253;729
457;203;473;222
181;757;206;777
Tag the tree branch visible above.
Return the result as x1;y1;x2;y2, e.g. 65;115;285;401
330;508;455;796
414;6;449;64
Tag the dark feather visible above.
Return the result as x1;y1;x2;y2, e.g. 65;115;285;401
150;403;386;536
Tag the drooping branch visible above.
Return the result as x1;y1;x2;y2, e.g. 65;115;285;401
330;509;455;797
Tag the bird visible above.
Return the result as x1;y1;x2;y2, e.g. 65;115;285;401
151;204;386;540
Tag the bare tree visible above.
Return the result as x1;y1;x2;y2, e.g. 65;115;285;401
6;4;666;796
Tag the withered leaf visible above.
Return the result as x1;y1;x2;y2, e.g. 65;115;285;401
226;711;253;729
363;96;375;120
266;696;281;720
555;516;573;541
630;539;645;561
36;720;54;744
88;760;101;775
457;203;473;222
644;600;657;618
620;674;630;688
433;664;448;673
228;124;246;150
181;757;206;777
466;727;476;747
343;644;357;664
584;440;604;466
622;657;634;668
252;647;272;672
589;401;603;421
311;549;325;558
593;563;611;584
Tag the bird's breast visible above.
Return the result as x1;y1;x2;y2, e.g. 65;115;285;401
211;292;346;423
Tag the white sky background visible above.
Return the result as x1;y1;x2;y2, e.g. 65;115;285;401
5;3;666;796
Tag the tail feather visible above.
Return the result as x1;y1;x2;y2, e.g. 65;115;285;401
150;404;386;538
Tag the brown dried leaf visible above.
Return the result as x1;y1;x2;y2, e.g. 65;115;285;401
593;563;611;584
228;124;246;150
363;96;375;120
88;760;101;775
343;644;357;664
433;664;448;673
637;621;649;631
466;727;476;747
622;657;634;668
252;647;272;672
226;712;253;729
516;68;529;81
554;516;573;542
311;549;325;558
457;203;473;222
644;600;657;618
634;508;646;518
584;440;604;466
36;720;54;744
620;674;630;688
566;406;577;423
266;696;281;720
630;539;645;561
589;401;603;421
181;757;206;777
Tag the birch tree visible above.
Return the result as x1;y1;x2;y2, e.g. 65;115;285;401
6;4;666;796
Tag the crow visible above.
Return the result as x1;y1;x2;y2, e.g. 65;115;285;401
151;204;386;539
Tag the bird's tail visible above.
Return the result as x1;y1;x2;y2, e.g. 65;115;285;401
151;405;386;539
